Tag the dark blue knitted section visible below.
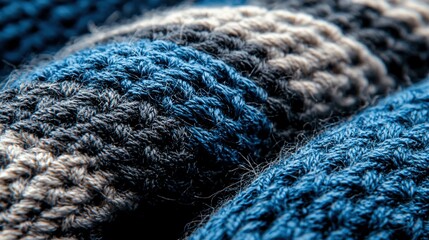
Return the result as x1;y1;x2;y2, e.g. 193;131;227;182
190;77;429;240
0;0;182;79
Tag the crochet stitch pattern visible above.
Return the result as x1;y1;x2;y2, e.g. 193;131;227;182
190;77;429;240
0;0;429;239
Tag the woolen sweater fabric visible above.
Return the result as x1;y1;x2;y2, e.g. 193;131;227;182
0;0;428;239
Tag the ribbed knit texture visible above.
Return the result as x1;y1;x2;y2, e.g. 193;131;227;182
190;77;429;240
0;0;182;80
0;0;429;239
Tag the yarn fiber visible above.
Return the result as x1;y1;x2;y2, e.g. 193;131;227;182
0;0;429;239
190;76;429;240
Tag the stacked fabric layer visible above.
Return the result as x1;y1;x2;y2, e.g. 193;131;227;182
0;0;428;239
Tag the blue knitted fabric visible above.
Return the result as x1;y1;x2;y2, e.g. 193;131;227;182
0;0;183;80
190;78;429;240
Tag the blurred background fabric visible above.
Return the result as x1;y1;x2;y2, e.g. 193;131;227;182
0;0;186;81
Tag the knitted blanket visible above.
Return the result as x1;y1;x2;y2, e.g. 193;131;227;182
0;0;428;239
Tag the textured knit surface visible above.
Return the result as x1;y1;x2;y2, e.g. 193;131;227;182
1;0;429;239
0;0;182;80
55;6;395;148
190;77;429;240
0;40;272;239
59;0;429;147
63;0;429;86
